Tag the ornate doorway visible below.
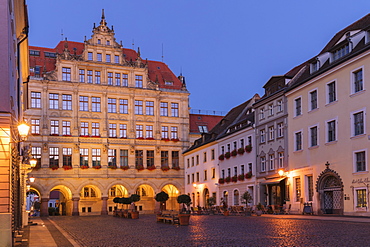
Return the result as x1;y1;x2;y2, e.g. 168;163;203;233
316;163;344;215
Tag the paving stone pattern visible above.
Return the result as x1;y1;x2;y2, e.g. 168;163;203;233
50;215;370;247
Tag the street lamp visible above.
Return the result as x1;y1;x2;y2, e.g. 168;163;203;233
29;176;35;183
17;122;30;141
278;169;285;177
29;159;37;168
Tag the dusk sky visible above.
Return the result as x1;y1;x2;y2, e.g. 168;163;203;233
28;1;370;114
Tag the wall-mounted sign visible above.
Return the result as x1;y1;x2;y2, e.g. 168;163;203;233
352;178;370;184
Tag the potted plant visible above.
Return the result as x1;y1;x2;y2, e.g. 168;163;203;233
147;165;156;171
130;194;141;219
241;191;253;216
238;174;245;181
177;194;191;225
225;152;231;159
161;166;170;171
245;171;252;179
237;147;245;155
120;165;129;170
245;144;252;153
221;197;229;216
256;203;263;216
225;176;231;183
231;175;238;182
155;191;169;212
218;154;225;161
218;178;225;184
231;149;237;157
206;197;216;214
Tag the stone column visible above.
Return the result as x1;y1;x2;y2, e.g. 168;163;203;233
72;197;80;216
101;196;108;215
40;198;49;217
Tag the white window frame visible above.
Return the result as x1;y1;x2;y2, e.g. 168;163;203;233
351;108;366;137
259;108;265;120
260;129;265;143
294;96;302;117
354;187;367;209
326;80;337;104
294;130;303;151
268;104;273;116
277;99;283;113
353;149;367;173
277;122;284;138
268;126;274;141
308;88;318;112
325;117;338;143
308;124;319;147
351;66;364;95
260;156;266;172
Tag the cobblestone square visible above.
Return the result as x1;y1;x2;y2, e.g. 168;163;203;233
49;215;370;247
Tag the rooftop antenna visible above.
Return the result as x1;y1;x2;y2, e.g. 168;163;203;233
162;43;164;62
132;39;134;50
61;29;63;41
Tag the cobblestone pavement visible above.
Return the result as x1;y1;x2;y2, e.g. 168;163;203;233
50;214;370;247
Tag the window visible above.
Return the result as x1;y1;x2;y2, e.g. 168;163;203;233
327;120;336;142
31;147;41;167
211;149;215;160
260;156;266;172
160;102;168;116
135;75;143;88
241;165;245;175
63;148;72;167
114;73;121;86
204;170;208;181
259;108;265;119
109;123;117;138
196;172;200;182
92;122;100;137
327;81;336;103
353;69;363;93
277;122;284;138
106;40;110;45
31;92;41;108
146;125;153;138
79;69;85;82
269;154;275;170
87;70;93;83
309;90;317;111
115;55;119;63
97;53;102;62
50;120;59;135
355;151;366;172
356;188;367;207
49;93;59;109
91;97;101;112
62;67;71;81
221;146;225;155
240;139;244;148
61;94;72;110
108;98;116;113
106;54;111;63
171;103;179;117
268;126;274;141
311;61;319;73
333;43;349;61
119;99;128;114
49;147;59;167
136;125;143;138
161;126;168;139
233;141;237;150
295;131;302;151
82;187;96;198
353;111;364;136
122;73;128;87
187;175;190;184
310;126;318;147
295;97;302;116
295;177;301;202
135;100;143;115
107;72;113;85
277;100;283;112
62;121;71;136
108;149;116;167
30;119;40;135
120;149;128;167
260;129;265;143
212;168;216;179
203;152;207;163
278;152;284;168
172;151;179;168
146;150;154;167
196;155;199;165
95;71;101;84
198;126;208;133
80;122;88;136
161;151;168;167
187;159;190;168
191;157;194;167
92;149;101;167
227;144;230;152
88;52;93;60
79;96;88;111
268;104;273;116
233;190;239;205
307;175;313;202
30;50;40;56
119;124;127;138
146;101;154;115
171;126;178;139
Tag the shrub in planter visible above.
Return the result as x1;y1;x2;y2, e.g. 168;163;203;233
177;194;191;213
93;165;102;169
218;178;225;184
245;171;252;179
238;174;245;181
120;166;129;170
245;144;252;153
63;165;72;170
225;152;231;159
231;175;238;182
172;166;180;171
136;164;144;171
225;176;231;183
161;166;170;171
237;147;245;155
147;165;156;171
218;154;225;161
155;191;169;211
80;165;89;169
231;150;237;157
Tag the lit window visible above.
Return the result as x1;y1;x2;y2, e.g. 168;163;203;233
92;123;100;137
356;189;367;207
295;177;301;202
30;119;40;135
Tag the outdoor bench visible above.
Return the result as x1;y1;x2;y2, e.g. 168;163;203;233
156;210;179;224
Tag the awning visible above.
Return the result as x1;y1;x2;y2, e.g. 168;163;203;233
262;177;285;185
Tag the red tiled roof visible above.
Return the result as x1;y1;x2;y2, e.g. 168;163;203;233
29;41;182;89
189;114;224;134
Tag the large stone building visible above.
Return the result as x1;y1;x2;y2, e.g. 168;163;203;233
25;12;190;216
0;0;29;245
285;13;370;216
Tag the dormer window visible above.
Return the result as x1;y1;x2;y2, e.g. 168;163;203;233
97;39;101;44
311;60;319;73
165;81;173;85
333;43;350;61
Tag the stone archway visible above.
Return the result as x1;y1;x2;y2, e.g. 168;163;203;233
161;184;180;211
48;185;73;216
316;164;344;215
203;188;210;207
135;184;155;213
